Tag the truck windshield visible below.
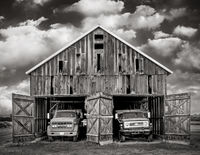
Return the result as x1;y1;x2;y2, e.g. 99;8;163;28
55;111;76;118
119;112;147;119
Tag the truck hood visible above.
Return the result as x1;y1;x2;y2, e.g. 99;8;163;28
121;118;149;121
51;117;76;123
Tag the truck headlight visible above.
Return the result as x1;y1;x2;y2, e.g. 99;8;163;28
67;124;72;127
143;121;148;127
52;124;57;128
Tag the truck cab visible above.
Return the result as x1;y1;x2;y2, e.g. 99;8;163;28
115;110;152;142
47;109;83;141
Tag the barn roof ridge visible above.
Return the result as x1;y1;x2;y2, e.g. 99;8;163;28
26;25;173;74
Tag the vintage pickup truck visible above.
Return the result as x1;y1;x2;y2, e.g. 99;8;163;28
115;109;153;142
47;109;83;141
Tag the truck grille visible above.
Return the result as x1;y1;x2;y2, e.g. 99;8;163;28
124;121;148;128
52;122;73;128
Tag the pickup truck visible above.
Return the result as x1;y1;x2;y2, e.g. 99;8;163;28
115;109;153;142
47;109;83;141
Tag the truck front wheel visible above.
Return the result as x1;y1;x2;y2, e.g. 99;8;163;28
73;135;78;142
119;133;125;142
147;134;153;142
48;136;54;142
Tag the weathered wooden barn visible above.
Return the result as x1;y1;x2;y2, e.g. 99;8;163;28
12;25;191;144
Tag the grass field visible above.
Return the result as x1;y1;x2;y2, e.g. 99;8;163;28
0;122;199;155
0;140;200;155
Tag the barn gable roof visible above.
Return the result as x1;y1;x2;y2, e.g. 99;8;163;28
26;25;173;75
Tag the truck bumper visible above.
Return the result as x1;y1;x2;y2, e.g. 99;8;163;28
47;126;78;137
120;129;152;136
47;131;77;137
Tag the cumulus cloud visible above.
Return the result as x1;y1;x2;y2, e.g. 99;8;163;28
81;5;165;33
129;5;164;30
140;37;182;57
167;70;200;114
164;8;187;21
0;17;81;69
0;16;5;21
19;16;48;26
81;13;129;31
114;28;136;41
62;0;124;17
175;42;200;70
56;0;165;31
0;79;29;115
173;25;198;38
16;0;51;6
33;0;51;5
153;31;171;39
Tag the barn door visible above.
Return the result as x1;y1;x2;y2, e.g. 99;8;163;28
85;92;113;145
164;93;191;144
12;94;35;142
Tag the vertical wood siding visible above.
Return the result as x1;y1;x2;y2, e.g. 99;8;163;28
30;28;168;96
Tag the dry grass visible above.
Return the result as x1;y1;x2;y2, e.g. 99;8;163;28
0;124;200;155
0;140;200;155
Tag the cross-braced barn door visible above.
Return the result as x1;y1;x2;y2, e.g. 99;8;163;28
12;94;35;142
164;93;191;144
85;92;113;145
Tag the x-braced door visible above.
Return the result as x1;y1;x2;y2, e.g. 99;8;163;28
85;92;113;145
164;93;191;144
12;93;35;142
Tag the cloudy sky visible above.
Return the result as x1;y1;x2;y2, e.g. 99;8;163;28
0;0;200;115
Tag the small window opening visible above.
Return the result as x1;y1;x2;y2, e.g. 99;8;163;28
70;86;73;94
135;58;144;73
76;53;81;57
59;60;63;73
76;54;81;72
95;43;104;49
126;75;131;94
50;76;54;95
136;58;139;72
70;76;73;94
97;54;101;72
148;75;152;94
95;34;104;40
119;65;122;72
119;53;122;72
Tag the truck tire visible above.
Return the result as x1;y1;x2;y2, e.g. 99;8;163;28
73;135;78;142
48;136;54;142
119;133;125;142
147;134;153;142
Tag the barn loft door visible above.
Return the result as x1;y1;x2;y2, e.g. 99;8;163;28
164;93;191;144
85;92;113;145
12;94;35;143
